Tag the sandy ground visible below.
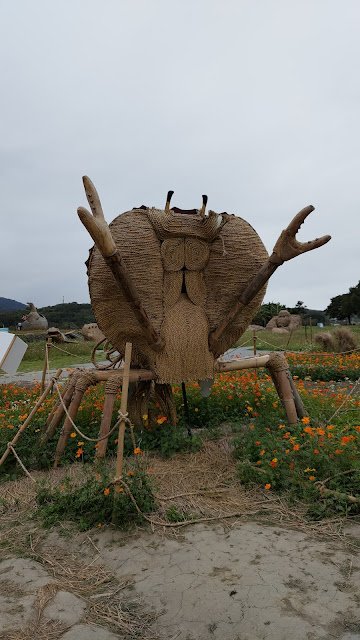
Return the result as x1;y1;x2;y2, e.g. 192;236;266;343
1;519;360;640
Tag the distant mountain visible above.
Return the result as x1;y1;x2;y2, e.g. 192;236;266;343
0;297;26;312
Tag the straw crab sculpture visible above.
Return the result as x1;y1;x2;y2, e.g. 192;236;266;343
44;177;330;465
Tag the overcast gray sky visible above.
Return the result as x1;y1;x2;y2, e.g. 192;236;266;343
1;0;358;311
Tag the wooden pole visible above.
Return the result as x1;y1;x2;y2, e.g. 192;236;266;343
266;355;298;426
96;390;117;462
0;369;62;468
253;330;257;355
310;317;313;343
286;329;293;350
304;322;308;342
209;205;331;353
78;176;164;351
215;355;270;373
40;379;76;444
53;388;86;467
114;342;132;492
40;337;52;393
286;369;308;419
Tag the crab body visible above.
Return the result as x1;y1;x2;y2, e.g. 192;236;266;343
87;206;267;383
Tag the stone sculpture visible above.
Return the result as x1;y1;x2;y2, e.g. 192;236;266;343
266;309;302;333
22;303;48;331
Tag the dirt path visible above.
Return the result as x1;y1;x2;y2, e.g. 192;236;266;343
1;520;359;640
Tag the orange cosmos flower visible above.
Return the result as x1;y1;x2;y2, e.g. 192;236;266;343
265;483;271;490
104;488;110;496
301;417;310;424
293;444;300;451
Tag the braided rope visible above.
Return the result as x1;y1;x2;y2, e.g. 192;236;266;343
265;352;289;372
74;371;99;393
53;378;132;443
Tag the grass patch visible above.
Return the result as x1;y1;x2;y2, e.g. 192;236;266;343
13;340;103;373
238;325;360;353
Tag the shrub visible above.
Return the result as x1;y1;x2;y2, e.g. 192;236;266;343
334;328;357;353
314;332;335;351
35;463;156;530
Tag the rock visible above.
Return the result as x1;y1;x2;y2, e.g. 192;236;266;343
271;327;289;335
43;590;86;626
247;324;264;331
81;323;105;344
0;557;52;592
59;623;121;639
0;593;36;632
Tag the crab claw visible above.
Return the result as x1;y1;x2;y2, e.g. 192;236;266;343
272;205;331;263
78;176;117;256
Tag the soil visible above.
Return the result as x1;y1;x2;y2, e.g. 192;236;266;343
0;520;360;640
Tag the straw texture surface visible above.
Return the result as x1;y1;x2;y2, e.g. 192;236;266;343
87;207;268;381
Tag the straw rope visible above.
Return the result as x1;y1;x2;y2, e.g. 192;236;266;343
112;477;259;529
53;378;129;443
254;335;360;356
321;375;360;425
50;343;80;358
6;445;36;482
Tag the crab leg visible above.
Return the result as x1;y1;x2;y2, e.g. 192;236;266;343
78;176;164;351
209;206;331;352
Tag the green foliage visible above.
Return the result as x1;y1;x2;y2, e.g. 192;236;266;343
233;409;360;519
139;423;201;457
326;281;360;324
252;302;286;326
166;505;194;522
18;339;100;372
36;464;156;531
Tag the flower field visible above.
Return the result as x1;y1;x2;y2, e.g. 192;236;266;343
0;350;359;520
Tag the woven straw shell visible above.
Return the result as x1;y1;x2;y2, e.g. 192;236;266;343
87;208;268;383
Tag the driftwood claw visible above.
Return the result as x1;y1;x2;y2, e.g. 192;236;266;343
78;177;117;257
272;205;331;263
78;176;164;351
209;205;331;353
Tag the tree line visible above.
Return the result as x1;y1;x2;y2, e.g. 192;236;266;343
325;281;360;325
0;302;95;330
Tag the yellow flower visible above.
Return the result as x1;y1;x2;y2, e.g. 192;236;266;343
142;414;148;420
98;523;102;528
70;432;76;438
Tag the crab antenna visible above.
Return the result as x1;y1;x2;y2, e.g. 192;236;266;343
200;194;208;218
165;190;174;213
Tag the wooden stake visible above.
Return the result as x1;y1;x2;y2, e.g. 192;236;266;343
53;388;86;467
96;390;117;462
286;369;308;419
40;379;76;444
310;317;313;343
0;369;62;468
267;364;298;426
253;330;257;355
40;337;52;393
114;342;132;492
